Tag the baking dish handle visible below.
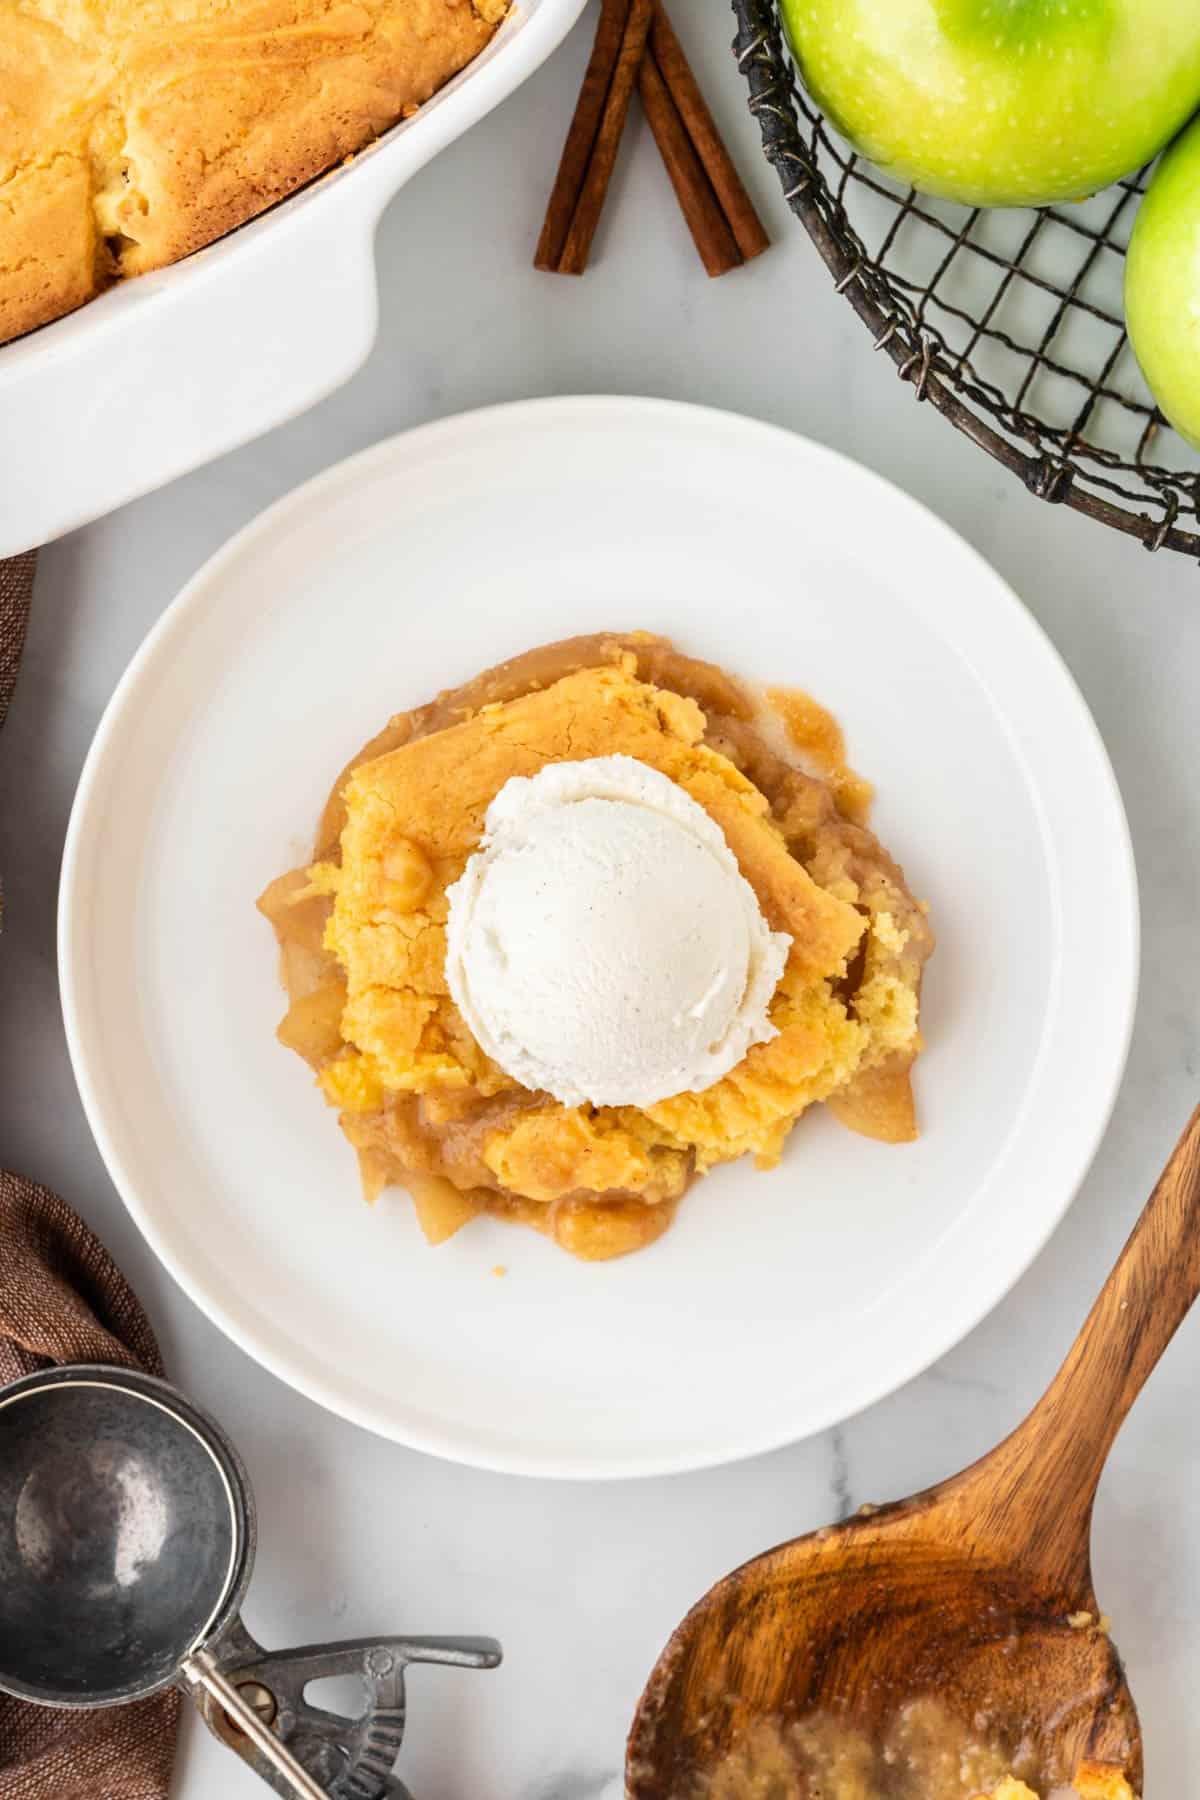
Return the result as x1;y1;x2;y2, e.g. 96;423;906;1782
0;0;588;556
0;175;384;557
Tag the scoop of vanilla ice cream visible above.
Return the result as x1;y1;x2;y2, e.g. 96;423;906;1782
444;756;792;1109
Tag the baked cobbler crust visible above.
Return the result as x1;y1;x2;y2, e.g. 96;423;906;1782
258;633;935;1260
0;0;502;344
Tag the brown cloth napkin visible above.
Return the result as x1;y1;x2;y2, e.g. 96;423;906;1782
0;555;182;1800
0;555;35;737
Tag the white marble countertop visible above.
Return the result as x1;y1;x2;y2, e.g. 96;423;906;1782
3;6;1200;1797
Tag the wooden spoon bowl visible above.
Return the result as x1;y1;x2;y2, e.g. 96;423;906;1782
628;1107;1200;1797
628;1503;1138;1794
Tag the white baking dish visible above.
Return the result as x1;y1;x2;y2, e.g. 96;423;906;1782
0;0;585;558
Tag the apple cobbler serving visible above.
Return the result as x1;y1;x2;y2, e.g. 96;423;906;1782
257;633;934;1260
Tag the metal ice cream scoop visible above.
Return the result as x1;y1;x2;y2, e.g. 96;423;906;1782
0;1364;500;1799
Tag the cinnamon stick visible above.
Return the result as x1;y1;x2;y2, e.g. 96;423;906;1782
534;0;631;272
638;52;742;278
649;2;769;264
557;0;655;276
533;0;768;280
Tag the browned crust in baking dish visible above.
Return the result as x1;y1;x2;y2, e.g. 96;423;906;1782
0;0;504;346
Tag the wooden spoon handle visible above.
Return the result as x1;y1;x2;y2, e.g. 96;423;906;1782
965;1103;1200;1589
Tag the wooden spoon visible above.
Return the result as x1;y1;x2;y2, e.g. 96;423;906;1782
628;1106;1200;1798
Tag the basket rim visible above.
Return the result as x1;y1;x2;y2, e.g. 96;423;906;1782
731;0;1200;562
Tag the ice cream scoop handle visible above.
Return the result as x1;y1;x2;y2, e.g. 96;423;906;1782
182;1651;332;1799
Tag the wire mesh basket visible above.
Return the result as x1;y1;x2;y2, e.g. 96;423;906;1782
732;0;1200;561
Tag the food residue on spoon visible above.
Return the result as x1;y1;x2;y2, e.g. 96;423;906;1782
695;1697;1139;1800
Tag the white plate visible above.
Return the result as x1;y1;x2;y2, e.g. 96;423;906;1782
59;398;1139;1480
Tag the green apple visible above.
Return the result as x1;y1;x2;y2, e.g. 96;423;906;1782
779;0;1200;207
1126;115;1200;449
